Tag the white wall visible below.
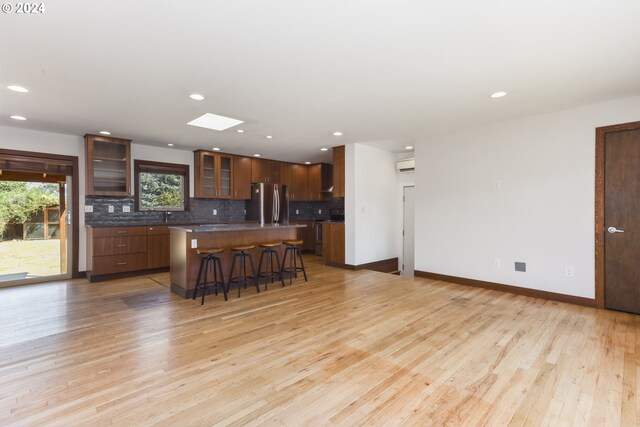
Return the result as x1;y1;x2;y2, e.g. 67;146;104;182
345;143;399;265
414;96;640;299
0;126;195;272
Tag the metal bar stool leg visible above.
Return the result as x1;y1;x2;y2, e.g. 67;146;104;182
247;251;259;293
193;255;206;301
201;255;210;306
273;250;285;287
296;247;308;282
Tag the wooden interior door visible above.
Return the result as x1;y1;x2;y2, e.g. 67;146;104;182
603;126;640;313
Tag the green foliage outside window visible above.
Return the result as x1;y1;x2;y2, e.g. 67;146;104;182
0;182;59;238
139;172;184;210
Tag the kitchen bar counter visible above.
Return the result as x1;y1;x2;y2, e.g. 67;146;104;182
170;223;306;298
169;223;304;233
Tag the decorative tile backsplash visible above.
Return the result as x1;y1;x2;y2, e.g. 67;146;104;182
84;196;344;226
84;196;247;226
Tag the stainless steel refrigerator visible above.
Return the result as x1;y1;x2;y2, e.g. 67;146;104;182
246;183;289;226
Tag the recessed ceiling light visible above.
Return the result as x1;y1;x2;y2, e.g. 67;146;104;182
187;113;244;131
189;93;205;101
490;91;508;98
333;131;343;136
320;148;328;151
8;85;29;93
167;143;174;147
212;147;221;151
405;146;413;150
10;115;26;121
304;161;311;165
266;135;273;139
237;129;244;133
99;131;111;135
253;154;261;157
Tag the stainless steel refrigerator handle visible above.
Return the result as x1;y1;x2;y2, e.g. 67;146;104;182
274;187;280;222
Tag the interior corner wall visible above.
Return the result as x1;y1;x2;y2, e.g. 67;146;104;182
348;143;399;266
414;96;640;299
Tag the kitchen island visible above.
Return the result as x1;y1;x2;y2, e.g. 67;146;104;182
169;223;306;298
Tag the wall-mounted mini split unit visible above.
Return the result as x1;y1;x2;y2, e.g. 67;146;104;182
396;158;415;173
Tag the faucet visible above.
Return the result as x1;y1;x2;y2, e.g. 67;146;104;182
164;211;172;223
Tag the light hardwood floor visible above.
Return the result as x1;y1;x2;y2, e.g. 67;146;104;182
0;255;638;426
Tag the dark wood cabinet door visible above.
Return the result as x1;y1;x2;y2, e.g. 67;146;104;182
308;164;321;200
251;158;266;183
291;164;309;201
266;160;281;183
233;156;252;199
147;234;170;269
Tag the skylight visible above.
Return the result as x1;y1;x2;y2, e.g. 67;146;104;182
187;113;244;131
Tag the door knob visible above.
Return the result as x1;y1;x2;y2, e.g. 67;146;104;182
608;226;624;234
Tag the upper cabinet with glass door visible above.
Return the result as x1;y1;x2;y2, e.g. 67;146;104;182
194;150;234;199
85;134;132;196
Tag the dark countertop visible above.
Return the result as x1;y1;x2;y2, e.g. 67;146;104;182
86;222;255;228
169;223;307;233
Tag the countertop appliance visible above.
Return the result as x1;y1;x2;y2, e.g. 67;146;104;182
329;208;345;222
246;183;289;226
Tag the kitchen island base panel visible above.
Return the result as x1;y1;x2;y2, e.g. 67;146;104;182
170;225;304;299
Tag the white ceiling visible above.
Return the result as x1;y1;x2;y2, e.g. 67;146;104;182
1;0;639;163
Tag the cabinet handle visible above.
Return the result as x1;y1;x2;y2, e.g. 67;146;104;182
117;262;128;265
116;244;128;247
116;231;127;234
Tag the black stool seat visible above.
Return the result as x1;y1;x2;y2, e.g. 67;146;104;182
257;242;285;290
193;248;227;305
281;240;308;284
228;246;258;297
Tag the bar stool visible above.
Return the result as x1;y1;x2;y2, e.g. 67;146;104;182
228;245;259;297
193;247;227;305
281;239;307;284
256;242;285;290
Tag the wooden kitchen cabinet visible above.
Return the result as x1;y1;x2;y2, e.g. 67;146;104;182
282;163;309;201
87;226;148;279
294;221;315;251
323;222;345;265
251;158;281;183
194;150;233;199
233;156;252;199
147;226;170;269
332;145;345;198
85;134;131;196
87;225;171;281
307;163;332;200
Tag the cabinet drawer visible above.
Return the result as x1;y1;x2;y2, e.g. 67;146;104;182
92;226;148;238
91;253;148;275
93;236;147;256
147;226;169;236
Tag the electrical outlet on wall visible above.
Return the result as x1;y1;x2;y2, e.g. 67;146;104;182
191;239;197;249
318;209;322;215
565;266;574;278
122;205;130;213
296;209;299;214
108;205;114;213
493;258;502;268
213;209;217;215
84;205;93;213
